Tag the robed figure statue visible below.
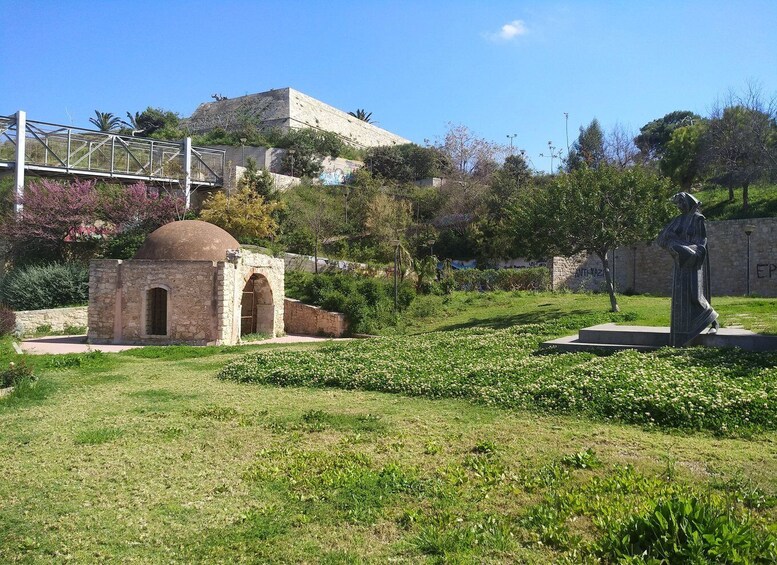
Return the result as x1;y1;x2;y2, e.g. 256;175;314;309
657;192;719;346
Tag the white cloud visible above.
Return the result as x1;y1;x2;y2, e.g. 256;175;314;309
485;19;528;42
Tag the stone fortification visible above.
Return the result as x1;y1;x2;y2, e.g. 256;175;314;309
550;217;777;297
186;87;409;148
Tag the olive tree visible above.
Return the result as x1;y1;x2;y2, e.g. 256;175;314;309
508;165;673;312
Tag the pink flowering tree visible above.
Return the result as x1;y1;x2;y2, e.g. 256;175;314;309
2;179;185;264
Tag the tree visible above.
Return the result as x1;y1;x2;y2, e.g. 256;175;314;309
565;119;606;171
199;187;279;242
239;157;276;200
122;107;181;138
508;165;673;312
660;123;706;189
365;143;449;182
348;109;374;123
438;123;504;179
89;111;122;132
282;184;340;273
635;111;700;162
701;87;777;211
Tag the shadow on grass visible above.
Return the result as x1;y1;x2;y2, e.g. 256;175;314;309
434;309;616;332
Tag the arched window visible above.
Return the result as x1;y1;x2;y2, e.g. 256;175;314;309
146;287;168;336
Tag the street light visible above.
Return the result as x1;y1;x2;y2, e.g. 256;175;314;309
506;133;518;153
391;239;401;312
744;224;756;296
240;137;247;167
288;149;296;177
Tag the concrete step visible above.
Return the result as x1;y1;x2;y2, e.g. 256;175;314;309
542;334;659;353
579;323;670;347
542;324;777;353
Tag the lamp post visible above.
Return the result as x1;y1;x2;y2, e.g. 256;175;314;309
744;224;755;296
391;239;401;312
427;239;435;257
288;149;296;177
506;133;517;154
240;138;247;167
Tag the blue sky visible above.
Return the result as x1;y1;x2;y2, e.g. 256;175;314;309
2;0;776;172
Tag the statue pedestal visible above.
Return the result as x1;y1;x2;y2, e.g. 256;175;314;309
542;323;777;353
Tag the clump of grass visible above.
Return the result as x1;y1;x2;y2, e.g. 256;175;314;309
74;427;123;445
301;409;385;433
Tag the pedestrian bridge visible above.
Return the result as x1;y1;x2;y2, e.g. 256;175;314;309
0;111;225;211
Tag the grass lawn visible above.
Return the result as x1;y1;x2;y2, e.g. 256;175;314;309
393;291;777;335
698;183;777;221
1;292;776;562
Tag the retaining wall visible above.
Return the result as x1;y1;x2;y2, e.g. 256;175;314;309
284;298;348;337
14;306;88;336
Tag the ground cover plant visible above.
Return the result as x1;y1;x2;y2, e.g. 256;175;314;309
1;293;776;562
220;316;777;434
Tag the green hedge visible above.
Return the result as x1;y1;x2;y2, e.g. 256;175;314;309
0;263;89;311
285;271;415;334
452;267;550;292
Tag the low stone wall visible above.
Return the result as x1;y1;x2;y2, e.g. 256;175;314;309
284;298;347;337
14;306;88;336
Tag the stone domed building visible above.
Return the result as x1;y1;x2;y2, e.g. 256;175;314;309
88;220;284;345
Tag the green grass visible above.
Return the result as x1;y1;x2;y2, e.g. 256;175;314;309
698;183;777;220
1;293;776;562
393;291;777;335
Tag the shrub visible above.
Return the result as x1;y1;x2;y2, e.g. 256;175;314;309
1;361;36;388
0;305;15;336
0;263;89;310
452;267;550;292
285;271;414;334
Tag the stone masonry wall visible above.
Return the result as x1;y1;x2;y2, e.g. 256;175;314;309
284;298;348;337
89;259;220;345
186;88;409;148
289;88;409;148
14;306;88;336
551;217;777;297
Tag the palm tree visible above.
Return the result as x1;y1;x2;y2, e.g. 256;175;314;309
122;111;145;136
89;111;122;132
348;109;374;124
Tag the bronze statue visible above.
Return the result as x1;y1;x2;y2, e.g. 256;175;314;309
657;192;719;346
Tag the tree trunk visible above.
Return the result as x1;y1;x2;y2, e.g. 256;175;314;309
742;183;749;212
314;238;319;275
728;186;735;202
597;249;619;313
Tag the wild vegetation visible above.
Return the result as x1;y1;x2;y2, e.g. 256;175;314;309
1;293;776;562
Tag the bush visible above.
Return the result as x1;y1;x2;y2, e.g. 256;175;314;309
0;263;89;310
0;305;15;336
285;271;414;334
0;361;36;388
452;267;550;292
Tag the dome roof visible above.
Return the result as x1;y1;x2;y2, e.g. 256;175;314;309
133;220;240;262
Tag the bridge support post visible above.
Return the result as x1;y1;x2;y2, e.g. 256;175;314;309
14;110;26;215
183;137;192;210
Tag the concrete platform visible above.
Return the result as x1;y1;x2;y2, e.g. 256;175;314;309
20;334;348;355
542;323;777;353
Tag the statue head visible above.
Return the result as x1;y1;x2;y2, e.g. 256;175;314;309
671;192;701;214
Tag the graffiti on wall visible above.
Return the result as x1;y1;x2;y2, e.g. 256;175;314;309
756;263;777;279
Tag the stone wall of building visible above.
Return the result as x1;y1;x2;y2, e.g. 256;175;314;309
186;88;409;149
89;259;221;345
14;306;88;336
220;251;286;344
284;298;348;337
550;217;777;297
288;88;409;148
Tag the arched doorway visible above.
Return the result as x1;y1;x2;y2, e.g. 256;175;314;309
240;274;274;337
